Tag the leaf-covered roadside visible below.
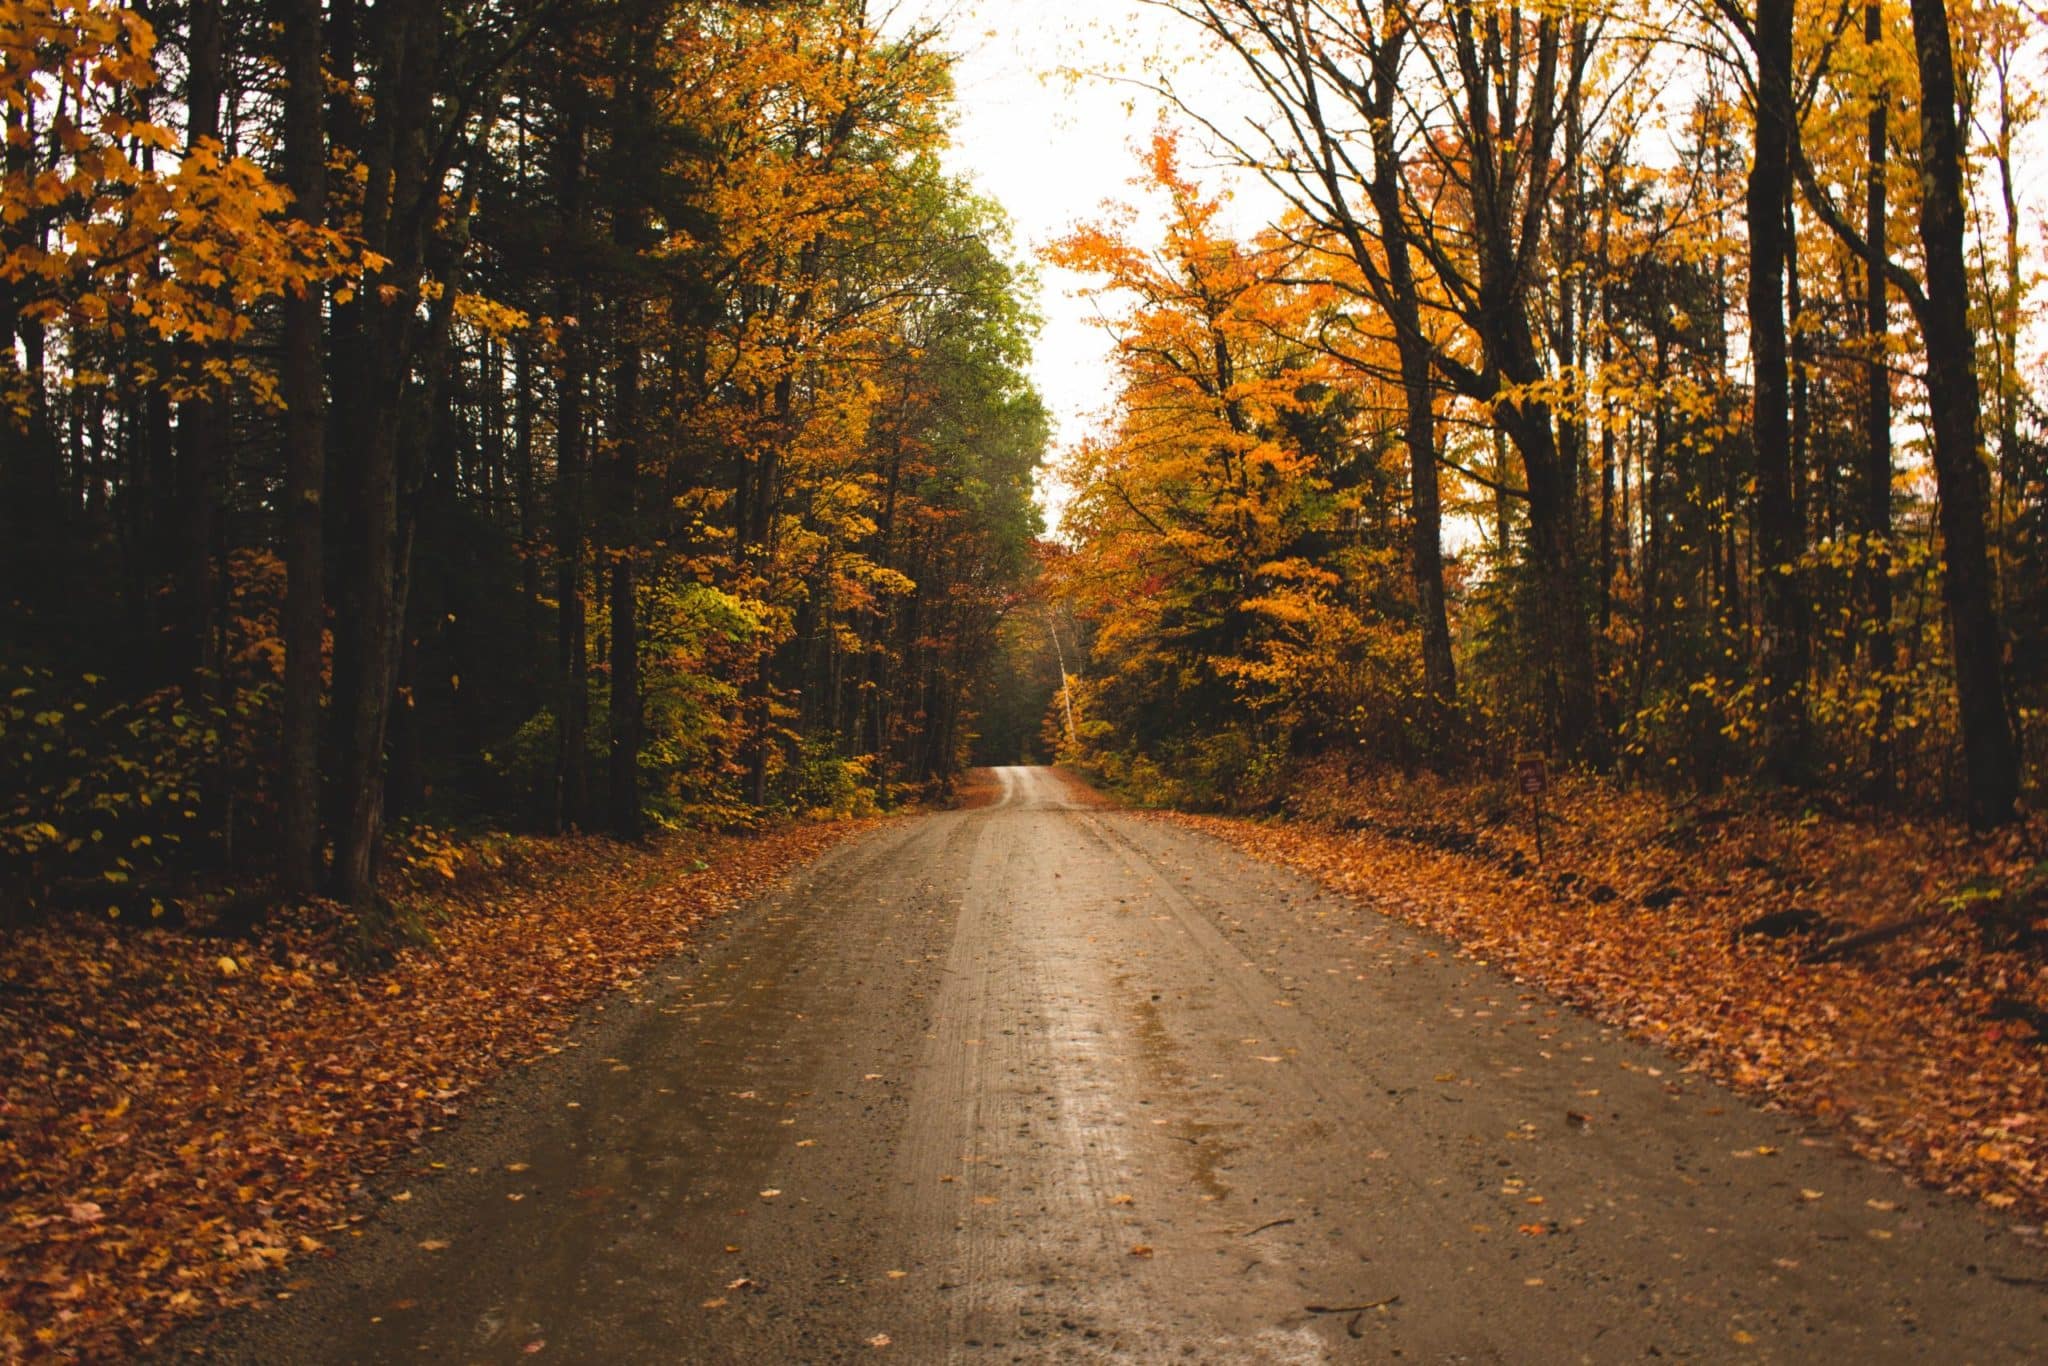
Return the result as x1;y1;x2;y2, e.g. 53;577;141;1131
1168;759;2048;1222
0;820;875;1361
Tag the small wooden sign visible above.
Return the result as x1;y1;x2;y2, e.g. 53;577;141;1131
1516;755;1548;796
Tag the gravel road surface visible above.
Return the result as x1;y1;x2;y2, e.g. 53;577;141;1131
201;766;2048;1363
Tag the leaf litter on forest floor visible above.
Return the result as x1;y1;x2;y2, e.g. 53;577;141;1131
0;818;878;1361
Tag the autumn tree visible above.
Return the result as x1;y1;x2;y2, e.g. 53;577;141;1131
1091;0;2044;818
1;0;1047;919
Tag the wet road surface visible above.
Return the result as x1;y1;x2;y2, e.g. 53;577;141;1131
205;767;2047;1362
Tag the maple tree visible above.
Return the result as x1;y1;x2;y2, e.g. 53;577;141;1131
1049;134;1436;793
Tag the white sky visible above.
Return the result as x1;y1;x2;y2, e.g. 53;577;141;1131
885;0;1280;525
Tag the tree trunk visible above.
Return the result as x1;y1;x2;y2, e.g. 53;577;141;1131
335;0;439;905
607;240;645;837
1908;0;2020;826
279;0;328;895
1748;0;1810;785
1862;0;1896;801
177;0;227;696
514;336;542;664
552;111;591;831
1359;27;1456;732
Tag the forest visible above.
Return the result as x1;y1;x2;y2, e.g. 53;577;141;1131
7;0;2048;1357
5;0;2043;915
1040;0;2048;833
1;0;1047;923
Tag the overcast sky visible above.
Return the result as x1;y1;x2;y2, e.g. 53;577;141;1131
884;0;1278;524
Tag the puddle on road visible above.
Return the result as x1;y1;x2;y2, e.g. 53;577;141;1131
1128;992;1238;1201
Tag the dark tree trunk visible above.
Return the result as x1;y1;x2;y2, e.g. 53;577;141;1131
1357;27;1456;730
1748;0;1810;785
278;0;328;895
177;0;227;695
607;246;645;838
1862;0;1896;801
335;0;440;905
1445;7;1597;758
514;336;542;663
552;109;591;831
1908;0;2020;826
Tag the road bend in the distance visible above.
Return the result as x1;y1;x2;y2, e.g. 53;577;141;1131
204;766;2047;1363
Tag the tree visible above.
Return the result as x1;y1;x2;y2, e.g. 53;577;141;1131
1726;0;1814;783
1;0;1048;921
1155;0;1602;753
1905;0;2019;825
279;0;328;893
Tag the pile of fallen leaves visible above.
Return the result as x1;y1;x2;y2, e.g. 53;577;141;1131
0;819;874;1361
1172;757;2048;1221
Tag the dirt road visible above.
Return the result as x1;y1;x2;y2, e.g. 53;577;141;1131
206;767;2046;1362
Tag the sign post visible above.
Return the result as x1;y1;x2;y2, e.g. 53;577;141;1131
1516;755;1549;863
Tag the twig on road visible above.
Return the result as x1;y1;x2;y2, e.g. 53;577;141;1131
1240;1217;1296;1237
1305;1295;1399;1314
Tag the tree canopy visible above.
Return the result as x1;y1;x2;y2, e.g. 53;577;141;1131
0;0;1047;919
1049;0;2048;823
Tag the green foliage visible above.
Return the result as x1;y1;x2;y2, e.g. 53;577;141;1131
772;738;879;819
1079;721;1286;812
0;666;274;920
487;581;773;828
